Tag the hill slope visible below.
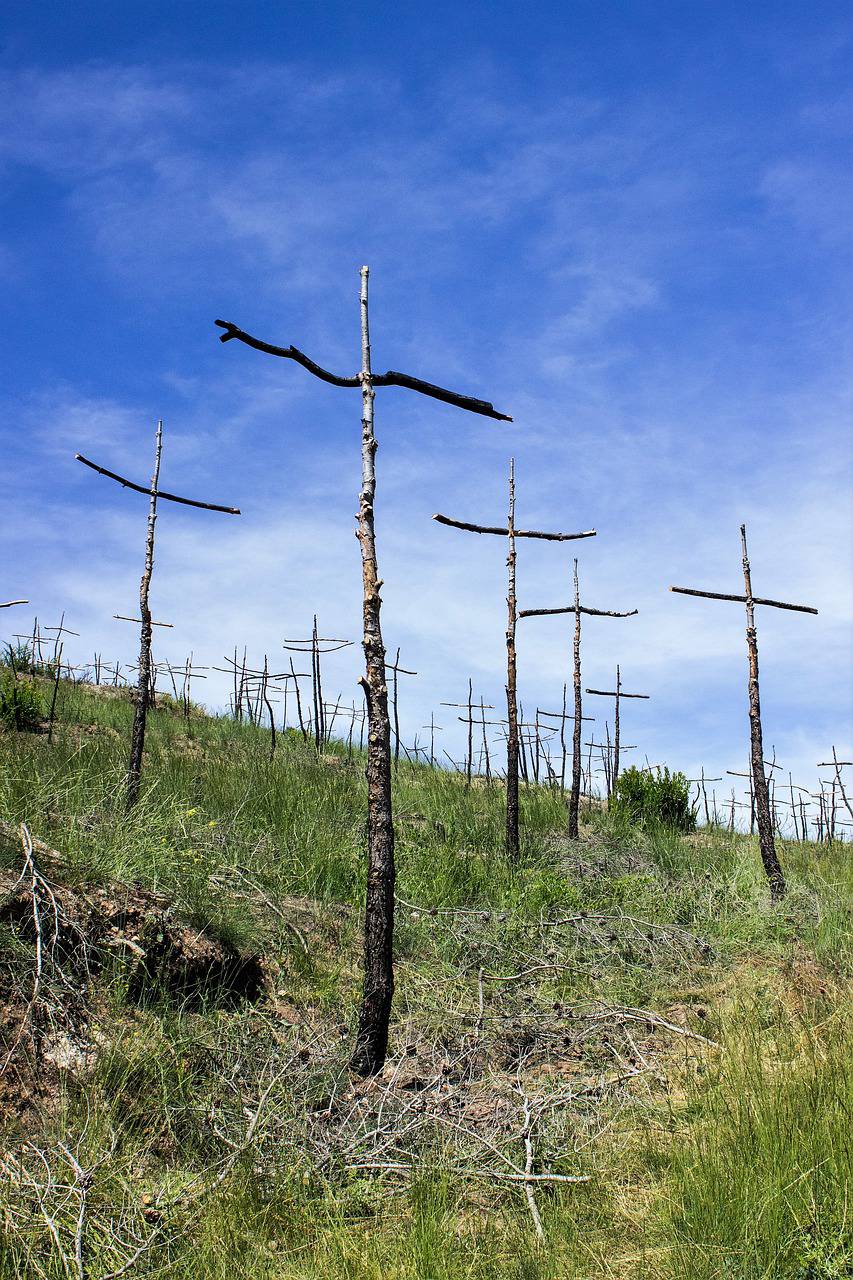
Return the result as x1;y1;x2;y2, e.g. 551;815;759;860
1;678;850;1279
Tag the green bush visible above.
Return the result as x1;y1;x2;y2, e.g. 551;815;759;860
0;669;44;732
612;765;695;832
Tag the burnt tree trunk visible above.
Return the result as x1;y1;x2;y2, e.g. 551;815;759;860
126;422;162;809
741;525;786;902
612;665;622;796
351;267;396;1076
392;647;401;769
569;560;583;839
505;459;520;860
559;682;568;791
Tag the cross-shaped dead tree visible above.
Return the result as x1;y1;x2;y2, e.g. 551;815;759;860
281;625;352;750
670;523;817;901
76;421;239;808
584;734;637;799
422;712;444;767
447;690;498;785
216;266;510;1077
585;665;649;798
520;559;637;838
684;769;723;827
386;647;417;769
433;459;595;858
537;688;594;791
817;750;853;825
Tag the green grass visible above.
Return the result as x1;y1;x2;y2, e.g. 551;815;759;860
0;674;850;1278
650;1008;852;1279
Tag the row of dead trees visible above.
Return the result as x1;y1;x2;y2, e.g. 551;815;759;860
10;610;848;843
8;609;848;843
2;267;833;1076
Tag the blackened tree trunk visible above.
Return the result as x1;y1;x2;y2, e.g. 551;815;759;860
126;421;162;809
612;664;621;794
741;525;786;902
351;267;396;1076
568;560;583;839
505;459;520;860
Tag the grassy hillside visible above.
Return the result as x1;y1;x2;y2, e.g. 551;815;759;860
1;676;850;1279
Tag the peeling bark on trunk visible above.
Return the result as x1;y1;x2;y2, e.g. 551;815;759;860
741;525;786;902
505;460;520;861
351;267;396;1077
126;422;162;810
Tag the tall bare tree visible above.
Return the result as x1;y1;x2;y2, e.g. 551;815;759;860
76;422;239;808
520;560;637;838
216;267;509;1075
670;523;817;901
585;665;649;798
434;460;595;858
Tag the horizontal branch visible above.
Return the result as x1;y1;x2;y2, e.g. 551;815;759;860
538;709;594;721
281;639;353;652
669;586;817;615
114;615;174;628
215;321;512;421
441;701;495;709
585;689;650;699
433;513;595;540
0;600;28;609
519;605;638;619
75;455;241;515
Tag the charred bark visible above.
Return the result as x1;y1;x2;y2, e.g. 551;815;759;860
741;526;786;902
505;460;520;860
351;268;396;1077
569;561;583;839
126;423;162;809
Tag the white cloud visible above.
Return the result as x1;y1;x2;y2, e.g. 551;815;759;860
1;53;851;828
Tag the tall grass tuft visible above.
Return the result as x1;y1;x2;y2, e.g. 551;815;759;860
655;1010;852;1279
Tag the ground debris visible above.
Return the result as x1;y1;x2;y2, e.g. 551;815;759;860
0;826;264;1121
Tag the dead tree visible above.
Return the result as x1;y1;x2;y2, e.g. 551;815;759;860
585;665;649;798
216;266;510;1076
423;712;443;767
442;687;495;786
433;460;594;858
386;648;417;768
537;698;594;790
670;523;817;901
726;758;780;834
685;770;722;827
76;423;239;808
521;560;637;838
281;629;353;748
817;751;853;824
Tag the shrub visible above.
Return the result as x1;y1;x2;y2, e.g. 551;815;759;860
612;765;695;832
0;669;44;732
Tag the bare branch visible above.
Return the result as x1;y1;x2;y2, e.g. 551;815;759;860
215;320;513;421
520;605;638;619
433;513;595;541
585;689;649;699
113;615;174;628
669;586;817;614
75;454;241;515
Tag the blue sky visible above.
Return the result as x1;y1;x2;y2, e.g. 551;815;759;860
2;2;851;819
